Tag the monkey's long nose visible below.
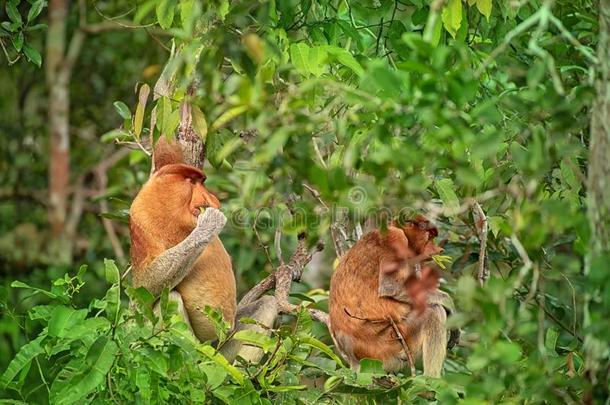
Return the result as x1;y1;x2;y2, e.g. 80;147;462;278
201;189;221;209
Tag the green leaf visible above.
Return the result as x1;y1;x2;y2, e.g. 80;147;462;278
11;31;23;52
545;328;559;352
359;358;384;374
441;0;462;39
112;101;131;120
104;259;120;284
48;306;88;338
191;105;208;142
157;96;179;138
29;305;54;321
51;336;118;405
100;129;130;143
197;345;244;384
0;334;46;387
434;178;460;216
156;0;176;30
290;43;327;77
476;0;492;21
11;280;57;298
493;341;522;364
233;330;277;353
6;2;22;25
27;0;45;22
299;336;344;366
218;0;229;21
324;45;364;77
22;43;41;67
134;83;150;139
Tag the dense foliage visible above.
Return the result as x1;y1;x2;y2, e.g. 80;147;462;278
1;0;607;403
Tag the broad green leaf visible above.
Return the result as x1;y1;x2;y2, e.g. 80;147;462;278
324;46;364;77
218;0;230;21
211;105;248;131
359;358;384;374
6;2;22;24
11;280;57;298
545;328;560;352
0;334;46;387
22;43;41;67
207;128;235;168
299;336;344;366
233;330;276;352
441;0;462;38
11;32;23;52
112;101;131;120
290;43;327;77
100;129;130;143
197;345;244;384
51;337;118;405
435;178;460;216
476;0;492;21
356;358;385;385
27;0;45;22
104;259;120;284
156;0;176;30
29;305;54;321
158;96;180;138
493;341;522;364
191;105;208;141
104;285;120;325
135;369;151;400
134;83;150;139
48;306;88;338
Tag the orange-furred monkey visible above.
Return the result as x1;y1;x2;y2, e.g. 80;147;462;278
329;216;455;377
130;138;237;342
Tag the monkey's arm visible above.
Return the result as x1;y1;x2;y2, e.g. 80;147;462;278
133;208;227;297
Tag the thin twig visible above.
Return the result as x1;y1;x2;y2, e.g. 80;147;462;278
389;317;416;376
472;202;489;286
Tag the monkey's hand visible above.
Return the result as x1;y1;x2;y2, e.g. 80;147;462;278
195;207;227;239
133;208;227;297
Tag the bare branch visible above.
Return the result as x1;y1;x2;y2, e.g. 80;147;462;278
472;202;489;286
237;233;327;324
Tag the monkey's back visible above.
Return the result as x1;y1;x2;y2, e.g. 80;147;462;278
176;237;237;342
329;231;422;371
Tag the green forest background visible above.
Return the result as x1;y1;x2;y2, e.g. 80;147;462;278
0;0;609;403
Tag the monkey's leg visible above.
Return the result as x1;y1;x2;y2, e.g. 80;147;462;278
153;290;196;336
428;289;461;350
220;295;278;363
421;304;448;377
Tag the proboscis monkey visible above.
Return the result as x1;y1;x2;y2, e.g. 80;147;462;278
130;138;277;361
329;216;456;377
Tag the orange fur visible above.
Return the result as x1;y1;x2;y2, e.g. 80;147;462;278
130;145;236;341
329;218;445;374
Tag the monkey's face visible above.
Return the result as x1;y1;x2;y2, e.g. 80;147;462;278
154;163;221;228
400;216;442;258
189;179;221;217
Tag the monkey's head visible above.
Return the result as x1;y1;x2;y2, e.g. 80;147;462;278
153;163;221;229
398;215;442;259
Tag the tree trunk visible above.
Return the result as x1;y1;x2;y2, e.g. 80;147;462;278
46;0;71;263
584;1;610;401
